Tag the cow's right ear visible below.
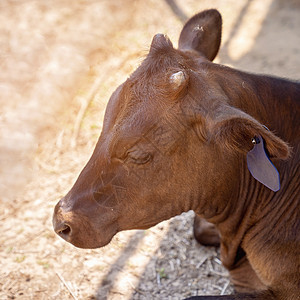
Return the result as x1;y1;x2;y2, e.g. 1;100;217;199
211;109;291;160
178;9;222;61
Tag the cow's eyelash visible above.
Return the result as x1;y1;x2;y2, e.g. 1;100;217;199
125;149;152;165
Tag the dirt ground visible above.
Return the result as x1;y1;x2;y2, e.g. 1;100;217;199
0;0;299;299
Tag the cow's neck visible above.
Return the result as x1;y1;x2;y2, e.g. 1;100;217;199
219;67;299;145
196;151;293;270
197;68;299;269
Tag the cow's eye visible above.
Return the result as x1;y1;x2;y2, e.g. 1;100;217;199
127;149;152;165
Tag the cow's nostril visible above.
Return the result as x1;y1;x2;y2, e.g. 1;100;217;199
56;223;71;237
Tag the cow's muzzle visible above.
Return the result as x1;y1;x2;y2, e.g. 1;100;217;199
53;198;74;243
53;196;119;249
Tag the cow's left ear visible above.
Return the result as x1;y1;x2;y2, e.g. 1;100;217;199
178;9;222;61
211;110;290;160
149;33;174;56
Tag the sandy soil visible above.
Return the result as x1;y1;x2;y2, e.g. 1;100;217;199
0;0;299;299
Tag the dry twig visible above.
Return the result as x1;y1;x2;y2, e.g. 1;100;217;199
55;271;78;300
70;74;103;148
221;280;230;295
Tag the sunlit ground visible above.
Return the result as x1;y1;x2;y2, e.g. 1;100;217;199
0;0;299;299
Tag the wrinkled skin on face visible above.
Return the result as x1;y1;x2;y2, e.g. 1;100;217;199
53;10;290;249
53;35;232;248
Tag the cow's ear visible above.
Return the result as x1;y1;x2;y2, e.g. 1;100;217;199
211;110;290;160
178;9;222;61
149;33;174;56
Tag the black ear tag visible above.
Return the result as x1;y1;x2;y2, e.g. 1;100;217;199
247;135;280;192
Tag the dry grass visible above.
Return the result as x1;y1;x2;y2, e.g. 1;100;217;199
0;0;299;299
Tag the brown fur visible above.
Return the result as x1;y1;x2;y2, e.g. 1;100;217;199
53;10;300;299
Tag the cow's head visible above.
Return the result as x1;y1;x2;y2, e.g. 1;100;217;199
53;10;289;248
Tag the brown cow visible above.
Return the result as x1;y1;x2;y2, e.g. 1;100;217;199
53;10;300;299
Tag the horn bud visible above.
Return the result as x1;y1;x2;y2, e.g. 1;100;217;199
169;71;186;89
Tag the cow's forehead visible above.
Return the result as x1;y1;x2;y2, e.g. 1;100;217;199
102;79;153;140
113;50;183;115
102;46;205;147
133;48;186;80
